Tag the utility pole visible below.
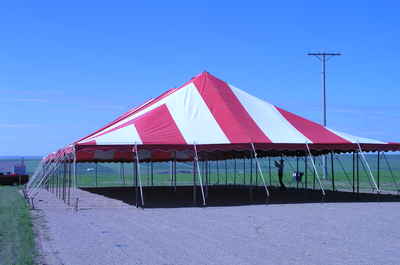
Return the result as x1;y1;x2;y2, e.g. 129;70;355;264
308;52;341;179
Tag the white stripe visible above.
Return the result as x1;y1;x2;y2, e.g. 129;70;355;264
166;83;230;144
326;128;386;144
83;124;143;145
230;85;312;143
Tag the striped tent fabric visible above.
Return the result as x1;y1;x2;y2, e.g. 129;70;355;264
52;72;399;162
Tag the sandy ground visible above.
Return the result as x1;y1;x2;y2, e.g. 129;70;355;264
32;188;400;265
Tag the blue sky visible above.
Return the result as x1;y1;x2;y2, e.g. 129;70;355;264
1;1;399;156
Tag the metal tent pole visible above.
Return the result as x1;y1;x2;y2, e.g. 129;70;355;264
193;144;206;206
243;158;246;185
151;161;154;186
357;152;360;194
357;143;379;193
95;162;98;187
305;143;326;196
377;151;380;190
304;156;308;190
251;143;270;200
193;159;197;204
233;159;237;185
331;152;335;191
268;157;272;186
352;152;355;193
225;160;228;186
134;144;144;207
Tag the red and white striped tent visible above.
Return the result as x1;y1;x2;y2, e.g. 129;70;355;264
49;72;400;162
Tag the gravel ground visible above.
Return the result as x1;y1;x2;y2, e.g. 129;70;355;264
33;189;400;265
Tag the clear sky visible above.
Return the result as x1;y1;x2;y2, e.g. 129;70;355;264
1;1;399;156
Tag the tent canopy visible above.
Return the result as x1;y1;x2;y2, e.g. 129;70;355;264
47;72;400;162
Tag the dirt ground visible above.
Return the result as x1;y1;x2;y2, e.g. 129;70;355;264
32;188;400;265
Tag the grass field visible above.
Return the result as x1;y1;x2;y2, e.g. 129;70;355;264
5;154;400;193
0;186;36;265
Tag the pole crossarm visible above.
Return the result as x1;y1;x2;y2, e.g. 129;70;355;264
250;143;270;197
193;143;206;206
357;143;380;193
305;143;326;196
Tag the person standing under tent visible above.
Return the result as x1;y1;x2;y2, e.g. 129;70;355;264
274;159;286;190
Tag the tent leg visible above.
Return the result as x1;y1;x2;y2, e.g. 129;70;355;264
243;158;246;185
305;143;325;197
151;161;154;186
304;156;308;190
233;159;237;185
331;152;335;192
377;152;380;190
135;145;145;207
357;143;379;193
357;152;360;194
249;156;253;201
251;143;270;202
193;144;206;206
95;162;98;187
268;157;272;186
225;160;228;187
352;152;355;193
193;159;197;204
296;156;299;189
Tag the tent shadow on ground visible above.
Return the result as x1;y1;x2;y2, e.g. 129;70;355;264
81;186;400;208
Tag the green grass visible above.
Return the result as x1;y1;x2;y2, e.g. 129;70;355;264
0;186;36;265
6;154;400;193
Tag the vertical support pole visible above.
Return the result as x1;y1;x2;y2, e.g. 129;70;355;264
68;160;71;205
193;144;206;206
233;159;237;185
251;143;270;200
205;160;209;198
95;162;98;187
357;152;360;194
151;161;154;186
377;151;380;190
268;157;272;186
216;160;220;185
296;155;299;189
305;143;325;196
304;155;308;190
313;158;316;190
243;158;246;185
352;152;355;193
134;144;144;207
173;152;177;191
193;159;197;204
225;160;228;186
331;152;335;191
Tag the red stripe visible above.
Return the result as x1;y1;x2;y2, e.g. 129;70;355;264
276;107;350;143
193;72;271;143
134;104;186;144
